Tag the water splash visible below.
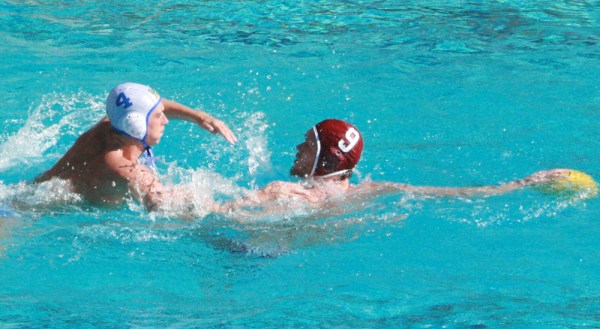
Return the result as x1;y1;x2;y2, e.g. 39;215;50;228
0;91;104;172
154;165;245;220
0;178;85;221
242;112;272;178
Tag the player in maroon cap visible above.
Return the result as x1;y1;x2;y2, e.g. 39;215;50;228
216;118;595;218
290;119;363;180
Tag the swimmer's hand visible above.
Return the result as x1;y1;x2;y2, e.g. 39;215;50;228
197;114;238;145
162;98;238;144
520;169;570;185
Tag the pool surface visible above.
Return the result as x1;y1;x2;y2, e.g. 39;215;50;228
1;1;599;327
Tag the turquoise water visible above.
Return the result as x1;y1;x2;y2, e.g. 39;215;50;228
1;0;599;327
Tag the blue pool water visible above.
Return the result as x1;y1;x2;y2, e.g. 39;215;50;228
1;0;599;327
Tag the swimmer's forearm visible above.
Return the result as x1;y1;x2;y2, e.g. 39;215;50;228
361;179;531;197
163;99;237;144
403;180;525;196
162;99;210;122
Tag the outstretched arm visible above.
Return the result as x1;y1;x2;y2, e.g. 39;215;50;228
354;169;584;198
162;99;238;144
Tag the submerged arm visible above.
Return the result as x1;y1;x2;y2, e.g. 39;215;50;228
215;181;318;214
162;99;237;144
110;156;205;216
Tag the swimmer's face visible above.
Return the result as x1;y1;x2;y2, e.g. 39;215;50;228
145;102;169;146
290;128;318;177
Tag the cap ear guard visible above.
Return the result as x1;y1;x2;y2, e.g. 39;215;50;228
311;146;348;178
118;112;147;140
319;150;339;172
330;145;346;162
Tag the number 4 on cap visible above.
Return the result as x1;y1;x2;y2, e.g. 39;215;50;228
116;92;133;109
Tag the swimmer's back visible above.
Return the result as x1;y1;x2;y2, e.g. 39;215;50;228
35;119;132;203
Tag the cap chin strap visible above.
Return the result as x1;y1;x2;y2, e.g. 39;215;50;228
315;169;352;180
307;126;351;181
139;96;161;155
308;125;321;178
140;131;152;159
140;146;156;168
142;141;152;156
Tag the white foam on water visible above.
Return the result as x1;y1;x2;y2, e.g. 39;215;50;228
151;165;246;220
0;178;83;217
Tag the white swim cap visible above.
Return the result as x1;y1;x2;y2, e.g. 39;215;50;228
106;82;162;145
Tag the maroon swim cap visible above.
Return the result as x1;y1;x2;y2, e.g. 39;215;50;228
311;119;363;177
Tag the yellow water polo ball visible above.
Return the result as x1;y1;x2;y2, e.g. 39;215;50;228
535;170;598;198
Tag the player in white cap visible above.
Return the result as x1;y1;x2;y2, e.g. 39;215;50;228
35;82;237;210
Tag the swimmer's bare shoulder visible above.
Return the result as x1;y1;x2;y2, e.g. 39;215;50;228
34;119;113;183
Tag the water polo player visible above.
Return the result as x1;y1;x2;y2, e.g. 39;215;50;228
35;82;237;210
218;119;597;217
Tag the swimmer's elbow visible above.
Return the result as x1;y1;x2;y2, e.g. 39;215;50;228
358;181;409;195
